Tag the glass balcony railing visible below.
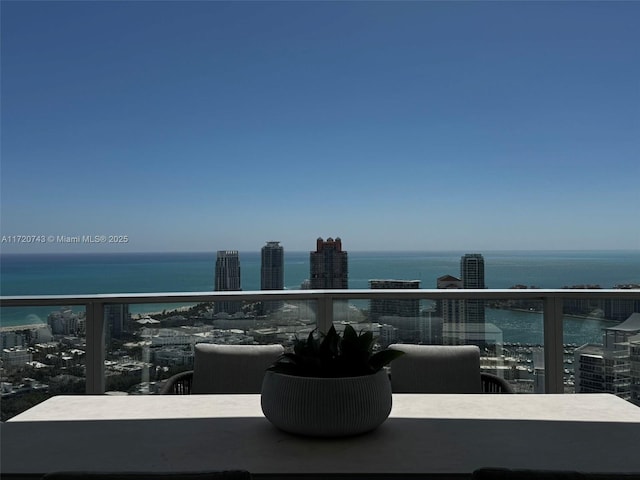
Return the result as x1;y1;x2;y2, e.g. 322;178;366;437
1;289;639;420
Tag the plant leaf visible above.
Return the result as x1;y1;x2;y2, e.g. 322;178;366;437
267;324;405;378
369;349;405;371
357;329;374;353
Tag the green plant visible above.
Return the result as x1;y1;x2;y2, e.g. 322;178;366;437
268;324;404;378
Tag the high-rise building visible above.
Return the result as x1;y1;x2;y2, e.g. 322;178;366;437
369;279;420;323
575;312;640;405
261;242;284;290
310;237;348;289
310;237;348;321
369;279;424;344
105;304;130;340
460;253;487;347
460;253;485;289
261;241;284;313
214;250;242;314
460;253;486;344
437;274;465;345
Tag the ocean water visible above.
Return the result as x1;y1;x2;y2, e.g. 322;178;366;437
2;250;639;295
1;250;639;345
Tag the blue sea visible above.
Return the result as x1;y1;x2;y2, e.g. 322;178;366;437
1;250;639;345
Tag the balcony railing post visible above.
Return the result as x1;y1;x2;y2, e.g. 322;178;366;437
85;301;106;394
543;296;564;394
316;292;334;334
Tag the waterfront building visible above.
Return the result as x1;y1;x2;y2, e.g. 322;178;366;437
460;253;485;289
605;288;640;321
575;312;640;405
563;284;640;321
261;242;284;291
460;253;486;345
309;237;348;289
630;339;640;406
369;279;423;343
47;307;84;336
437;274;465;345
32;325;53;343
379;324;399;348
105;304;129;340
214;250;242;314
369;279;421;323
562;285;604;318
532;348;546;394
261;241;284;313
310;237;348;320
1;331;26;349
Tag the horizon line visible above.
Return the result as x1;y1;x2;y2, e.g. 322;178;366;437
1;248;639;256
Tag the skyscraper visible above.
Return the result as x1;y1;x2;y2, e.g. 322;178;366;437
261;241;284;313
575;313;640;404
460;253;486;345
310;237;348;289
369;279;423;344
261;242;284;291
104;304;129;340
369;279;420;323
214;250;241;314
460;253;485;289
437;274;465;345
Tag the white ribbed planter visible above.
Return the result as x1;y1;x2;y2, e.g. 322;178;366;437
260;369;392;437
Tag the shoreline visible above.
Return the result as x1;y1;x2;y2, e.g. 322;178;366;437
1;305;622;332
130;305;196;320
499;307;621;324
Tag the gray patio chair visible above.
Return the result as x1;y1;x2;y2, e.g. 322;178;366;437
160;344;284;395
388;344;514;393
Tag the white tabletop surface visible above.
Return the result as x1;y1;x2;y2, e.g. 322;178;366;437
8;392;640;423
3;393;640;479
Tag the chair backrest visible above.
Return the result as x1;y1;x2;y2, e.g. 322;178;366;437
191;343;284;394
388;344;482;393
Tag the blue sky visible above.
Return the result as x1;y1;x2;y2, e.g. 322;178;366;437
1;1;638;253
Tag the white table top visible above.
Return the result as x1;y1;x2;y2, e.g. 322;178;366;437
3;393;640;479
8;392;640;423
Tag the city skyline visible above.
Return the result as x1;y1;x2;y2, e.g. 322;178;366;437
1;1;639;254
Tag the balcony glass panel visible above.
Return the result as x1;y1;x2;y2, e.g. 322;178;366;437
1;305;87;420
3;290;638;420
105;299;318;395
332;297;545;394
567;296;640;406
